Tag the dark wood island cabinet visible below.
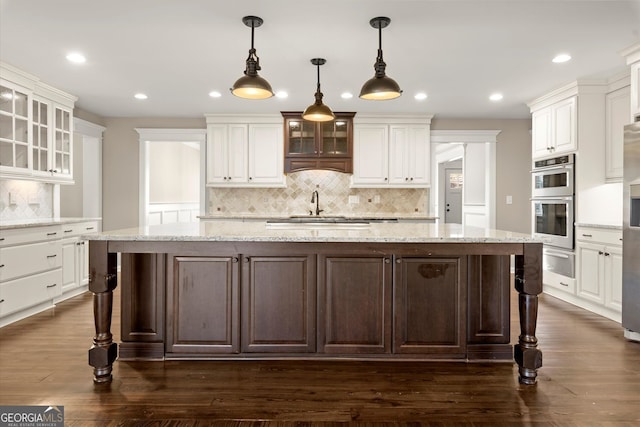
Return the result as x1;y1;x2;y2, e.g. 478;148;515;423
86;221;543;385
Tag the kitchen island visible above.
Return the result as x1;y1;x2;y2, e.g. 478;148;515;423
86;221;543;385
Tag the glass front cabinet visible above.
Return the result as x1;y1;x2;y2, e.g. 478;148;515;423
282;112;355;173
0;63;76;182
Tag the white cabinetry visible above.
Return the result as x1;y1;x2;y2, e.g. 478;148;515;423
0;220;99;327
605;85;630;180
531;96;576;159
622;42;640;120
205;115;284;188
351;115;432;188
0;225;62;326
0;62;77;182
59;221;99;299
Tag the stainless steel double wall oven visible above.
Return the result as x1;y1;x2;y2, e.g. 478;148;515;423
531;154;575;277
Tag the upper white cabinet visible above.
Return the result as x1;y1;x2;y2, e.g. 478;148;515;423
622;42;640;120
0;62;77;183
531;96;576;159
351;115;432;188
605;84;630;181
205;115;285;188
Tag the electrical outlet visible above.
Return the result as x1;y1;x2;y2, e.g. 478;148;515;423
506;195;513;205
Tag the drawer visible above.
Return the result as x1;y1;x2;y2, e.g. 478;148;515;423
0;240;62;282
60;221;100;239
0;268;62;317
575;227;622;247
0;225;62;247
543;269;576;294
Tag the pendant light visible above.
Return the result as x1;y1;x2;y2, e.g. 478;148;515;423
302;58;335;122
359;17;402;100
230;16;274;99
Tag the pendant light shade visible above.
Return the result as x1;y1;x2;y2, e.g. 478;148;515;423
302;58;335;122
359;17;402;101
230;16;274;99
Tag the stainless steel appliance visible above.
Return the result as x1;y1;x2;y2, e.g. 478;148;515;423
532;154;575;198
532;154;576;278
623;121;640;342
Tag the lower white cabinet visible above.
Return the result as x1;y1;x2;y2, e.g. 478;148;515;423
543;225;622;322
0;220;99;327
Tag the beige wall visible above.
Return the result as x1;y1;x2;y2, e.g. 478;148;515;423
149;142;200;203
59;132;84;217
431;118;532;234
102;117;205;231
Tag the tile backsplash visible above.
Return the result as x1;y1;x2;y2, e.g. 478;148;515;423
207;170;428;217
0;179;54;221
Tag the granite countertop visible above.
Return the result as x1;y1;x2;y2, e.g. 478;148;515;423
0;217;102;230
84;220;539;244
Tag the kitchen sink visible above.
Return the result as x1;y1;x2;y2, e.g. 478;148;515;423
265;216;398;230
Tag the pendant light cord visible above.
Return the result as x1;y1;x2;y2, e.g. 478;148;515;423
374;19;387;78
245;19;261;75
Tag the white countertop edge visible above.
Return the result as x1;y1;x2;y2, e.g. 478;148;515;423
0;217;102;230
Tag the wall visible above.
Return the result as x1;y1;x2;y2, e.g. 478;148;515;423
207;170;428;217
101;117;205;231
431;118;532;234
149;141;199;203
59;132;84;217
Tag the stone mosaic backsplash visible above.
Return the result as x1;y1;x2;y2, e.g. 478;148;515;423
0;179;54;221
207;170;428;217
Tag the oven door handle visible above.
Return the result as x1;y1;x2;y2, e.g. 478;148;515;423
544;250;571;259
530;197;573;201
531;164;573;173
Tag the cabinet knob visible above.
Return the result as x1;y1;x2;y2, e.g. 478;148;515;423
396;258;402;264
249;177;252;180
232;257;239;263
405;177;409;181
384;258;390;264
0;264;5;268
604;252;610;256
0;299;4;303
410;177;414;181
384;177;388;181
598;251;604;255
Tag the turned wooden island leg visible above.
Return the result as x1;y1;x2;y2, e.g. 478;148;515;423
88;240;118;383
514;242;543;385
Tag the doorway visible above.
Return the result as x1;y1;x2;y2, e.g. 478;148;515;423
137;129;206;227
444;163;463;224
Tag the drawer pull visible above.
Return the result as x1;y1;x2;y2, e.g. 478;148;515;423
47;232;58;236
64;229;73;233
47;284;57;288
47;254;57;259
0;299;4;303
0;264;4;268
0;237;5;241
582;234;592;237
86;227;95;230
559;282;569;287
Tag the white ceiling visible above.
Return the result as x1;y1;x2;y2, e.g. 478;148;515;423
1;0;639;120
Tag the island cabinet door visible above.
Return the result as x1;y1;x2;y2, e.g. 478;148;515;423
166;256;240;354
241;254;317;353
393;257;467;355
317;255;393;354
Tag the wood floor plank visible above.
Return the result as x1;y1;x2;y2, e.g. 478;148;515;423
1;287;640;425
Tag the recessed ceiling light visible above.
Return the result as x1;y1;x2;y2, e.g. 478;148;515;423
209;91;222;98
489;93;503;101
134;93;148;100
341;92;353;99
275;91;288;99
414;92;428;101
66;52;86;64
552;54;571;63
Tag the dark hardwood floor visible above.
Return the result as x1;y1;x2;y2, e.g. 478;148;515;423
1;284;639;426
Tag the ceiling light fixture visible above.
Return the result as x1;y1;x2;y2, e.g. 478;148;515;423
489;93;503;101
552;53;571;63
134;93;148;100
230;16;274;100
414;92;428;101
275;91;288;99
341;92;354;99
209;91;222;98
66;52;86;64
302;58;335;122
359;16;402;101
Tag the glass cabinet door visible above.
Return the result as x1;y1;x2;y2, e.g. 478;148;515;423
286;118;316;155
321;119;349;155
53;106;72;176
32;98;49;173
0;84;30;170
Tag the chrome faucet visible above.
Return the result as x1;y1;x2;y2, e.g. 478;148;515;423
310;190;324;216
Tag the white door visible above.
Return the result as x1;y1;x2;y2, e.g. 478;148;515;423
444;167;463;224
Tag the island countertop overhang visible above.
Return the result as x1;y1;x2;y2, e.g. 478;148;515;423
83;221;539;244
